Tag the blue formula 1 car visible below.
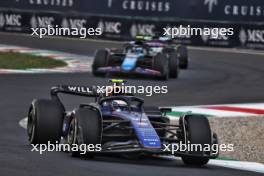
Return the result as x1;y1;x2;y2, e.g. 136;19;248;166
92;36;187;80
27;80;218;166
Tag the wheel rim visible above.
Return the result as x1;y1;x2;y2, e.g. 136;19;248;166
67;119;78;146
27;107;36;143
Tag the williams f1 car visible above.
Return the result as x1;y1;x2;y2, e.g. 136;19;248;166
92;36;188;80
27;80;218;166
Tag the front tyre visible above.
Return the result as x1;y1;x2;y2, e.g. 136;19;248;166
180;115;212;166
69;107;102;157
92;49;109;76
27;99;64;144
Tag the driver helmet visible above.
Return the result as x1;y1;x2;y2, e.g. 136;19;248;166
135;47;142;54
111;100;128;112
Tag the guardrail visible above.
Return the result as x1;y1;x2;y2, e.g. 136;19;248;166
0;0;264;49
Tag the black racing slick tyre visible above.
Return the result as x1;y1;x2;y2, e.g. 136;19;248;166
153;53;169;80
162;48;179;78
168;51;179;78
92;49;109;76
177;45;188;69
69;107;102;157
27;99;64;144
180;115;212;166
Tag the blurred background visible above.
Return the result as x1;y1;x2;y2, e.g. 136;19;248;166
0;0;264;49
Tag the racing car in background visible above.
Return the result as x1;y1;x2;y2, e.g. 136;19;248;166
92;36;189;80
133;35;189;69
27;80;218;166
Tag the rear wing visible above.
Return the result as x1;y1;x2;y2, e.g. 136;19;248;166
135;35;153;41
50;85;99;98
50;80;129;104
48;85;100;112
135;35;173;43
51;80;128;97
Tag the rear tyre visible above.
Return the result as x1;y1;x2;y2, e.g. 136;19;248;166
92;49;109;76
177;45;188;69
153;53;169;80
27;99;64;144
69;107;102;157
180;115;211;166
168;51;179;78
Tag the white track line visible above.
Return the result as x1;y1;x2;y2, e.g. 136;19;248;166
162;156;264;173
208;159;264;174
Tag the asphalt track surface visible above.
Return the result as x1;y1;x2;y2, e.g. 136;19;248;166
0;33;264;176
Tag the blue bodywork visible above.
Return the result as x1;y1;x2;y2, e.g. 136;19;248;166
121;55;138;72
121;49;145;72
96;47;162;76
100;97;162;149
112;111;161;148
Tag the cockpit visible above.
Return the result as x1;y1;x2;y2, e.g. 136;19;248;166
100;96;144;113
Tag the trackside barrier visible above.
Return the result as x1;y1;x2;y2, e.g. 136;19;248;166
0;0;264;49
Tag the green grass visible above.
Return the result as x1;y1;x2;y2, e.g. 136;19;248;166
0;52;67;69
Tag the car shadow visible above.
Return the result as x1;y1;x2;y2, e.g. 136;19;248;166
76;154;212;170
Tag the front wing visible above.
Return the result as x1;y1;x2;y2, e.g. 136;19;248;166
95;66;162;77
99;140;218;159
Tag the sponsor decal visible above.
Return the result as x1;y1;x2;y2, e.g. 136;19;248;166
205;0;264;18
30;15;55;28
201;27;230;46
224;5;264;17
107;0;170;13
67;86;92;93
17;0;75;7
98;20;121;34
0;13;22;28
204;0;218;13
130;23;155;37
61;18;87;29
239;28;264;48
239;28;247;46
247;29;264;43
0;13;5;28
5;14;22;27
